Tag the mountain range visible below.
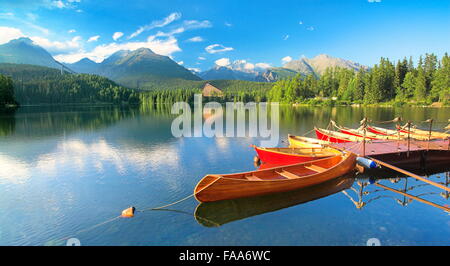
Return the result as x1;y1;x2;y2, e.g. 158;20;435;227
197;55;366;82
66;48;202;88
0;37;366;87
285;54;365;75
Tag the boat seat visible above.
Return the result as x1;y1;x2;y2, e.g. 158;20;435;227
304;164;327;173
246;174;262;181
275;170;299;179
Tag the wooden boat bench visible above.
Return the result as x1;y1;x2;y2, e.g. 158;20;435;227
245;174;263;181
275;170;299;179
304;164;327;173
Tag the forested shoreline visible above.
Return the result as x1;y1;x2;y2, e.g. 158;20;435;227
267;53;450;106
1;53;449;110
0;64;139;107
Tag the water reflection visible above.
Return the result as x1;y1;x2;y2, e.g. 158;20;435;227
194;173;356;227
0;105;142;138
0;138;180;184
344;167;450;213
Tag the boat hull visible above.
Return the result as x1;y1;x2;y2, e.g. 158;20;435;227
194;175;356;227
288;134;328;148
315;128;354;143
194;152;357;202
396;125;449;139
254;146;339;164
339;128;384;140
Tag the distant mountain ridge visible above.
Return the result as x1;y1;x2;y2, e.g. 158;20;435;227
199;54;366;82
66;48;202;88
0;37;61;69
284;54;365;75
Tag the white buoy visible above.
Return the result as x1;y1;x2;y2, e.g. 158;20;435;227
356;157;378;169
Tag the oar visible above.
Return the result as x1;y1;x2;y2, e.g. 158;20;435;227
368;157;450;193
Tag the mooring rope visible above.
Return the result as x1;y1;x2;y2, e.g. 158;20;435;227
52;215;122;245
138;194;196;212
50;176;222;245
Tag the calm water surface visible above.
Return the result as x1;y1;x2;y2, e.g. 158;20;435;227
0;105;449;246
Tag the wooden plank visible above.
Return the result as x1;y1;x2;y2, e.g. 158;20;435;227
246;174;262;181
275;170;299;179
305;164;327;173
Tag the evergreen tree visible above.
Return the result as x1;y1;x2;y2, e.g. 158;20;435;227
431;53;450;103
414;64;427;101
0;74;17;106
402;72;416;99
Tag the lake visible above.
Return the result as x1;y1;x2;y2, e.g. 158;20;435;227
0;104;449;246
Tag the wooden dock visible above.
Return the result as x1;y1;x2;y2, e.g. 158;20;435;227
329;139;450;169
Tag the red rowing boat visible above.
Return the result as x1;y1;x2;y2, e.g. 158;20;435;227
252;145;341;165
338;127;379;140
315;127;363;143
367;126;390;136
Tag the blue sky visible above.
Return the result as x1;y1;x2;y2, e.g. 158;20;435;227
0;0;449;71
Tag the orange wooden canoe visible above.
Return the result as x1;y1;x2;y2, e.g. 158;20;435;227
194;152;357;202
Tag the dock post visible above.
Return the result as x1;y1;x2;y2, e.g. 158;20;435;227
362;117;367;157
407;121;411;158
427;119;433;151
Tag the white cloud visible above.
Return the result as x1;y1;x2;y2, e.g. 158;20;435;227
215;58;230;67
188;67;201;73
282;56;293;64
255;62;271;69
224;22;232;27
368;0;381;2
0;12;14;17
0;26;80;53
68;29;76;33
49;0;81;9
52;0;66;8
283;34;289;40
128;12;181;39
112;32;123;41
31;35;82;53
186;36;204;42
306;26;315;31
205;44;234;54
0;11;49;35
244;62;255;70
183;20;212;30
0;26;25;44
55;35;181;63
198;56;206;60
177;61;184;65
87;35;100;42
26;13;38;21
29;24;50;35
299;21;303;25
149;20;211;40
